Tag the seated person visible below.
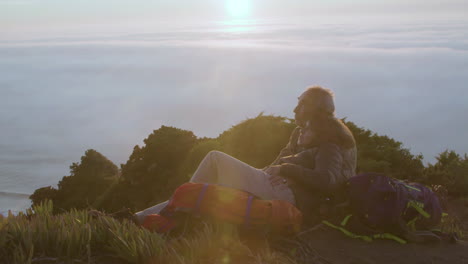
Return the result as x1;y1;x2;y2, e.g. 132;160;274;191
134;86;357;225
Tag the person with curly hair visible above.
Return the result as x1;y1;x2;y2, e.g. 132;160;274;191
134;86;357;225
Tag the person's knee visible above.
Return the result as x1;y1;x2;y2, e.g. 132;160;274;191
197;151;220;168
206;150;223;161
207;150;222;156
202;150;228;171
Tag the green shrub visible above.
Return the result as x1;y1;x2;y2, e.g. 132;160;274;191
218;113;296;168
345;121;425;181
424;150;468;196
117;126;197;210
32;114;467;214
29;186;58;208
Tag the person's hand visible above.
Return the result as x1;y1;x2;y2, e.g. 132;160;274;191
266;165;289;187
269;174;289;187
265;165;281;176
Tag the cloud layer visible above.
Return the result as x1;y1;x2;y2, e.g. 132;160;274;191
1;21;467;194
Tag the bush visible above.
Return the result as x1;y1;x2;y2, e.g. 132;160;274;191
116;126;197;210
32;114;451;213
30;186;58;208
345;121;425;181
218;113;296;168
54;149;118;211
424;150;468;196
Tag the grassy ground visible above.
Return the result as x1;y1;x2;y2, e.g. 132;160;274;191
0;201;298;264
1;199;467;264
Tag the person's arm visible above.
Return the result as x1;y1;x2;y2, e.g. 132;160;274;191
268;127;301;166
280;143;344;194
278;148;317;167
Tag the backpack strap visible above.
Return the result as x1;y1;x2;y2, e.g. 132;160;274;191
323;218;372;242
194;184;209;215
244;195;254;228
323;214;407;244
406;200;431;218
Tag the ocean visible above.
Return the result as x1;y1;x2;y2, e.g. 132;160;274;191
1;20;468;214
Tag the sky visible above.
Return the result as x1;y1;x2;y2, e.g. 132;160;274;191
0;0;468;202
2;0;467;38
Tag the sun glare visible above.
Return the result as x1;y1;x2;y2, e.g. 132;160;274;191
226;0;251;18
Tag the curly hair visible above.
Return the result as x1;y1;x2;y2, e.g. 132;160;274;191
301;86;355;149
300;86;335;116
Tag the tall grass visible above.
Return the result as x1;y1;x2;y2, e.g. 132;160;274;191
0;201;296;264
0;201;164;263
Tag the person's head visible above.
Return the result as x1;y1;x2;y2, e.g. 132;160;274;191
294;86;335;127
294;86;355;148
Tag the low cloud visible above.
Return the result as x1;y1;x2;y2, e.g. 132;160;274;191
1;21;467;191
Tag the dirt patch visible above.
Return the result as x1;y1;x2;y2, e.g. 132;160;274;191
302;228;468;264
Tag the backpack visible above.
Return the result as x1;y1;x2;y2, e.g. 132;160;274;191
142;182;303;235
323;173;444;244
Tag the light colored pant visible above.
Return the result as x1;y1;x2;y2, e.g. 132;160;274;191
134;151;295;224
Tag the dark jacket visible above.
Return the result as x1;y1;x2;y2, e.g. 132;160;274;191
268;121;357;224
